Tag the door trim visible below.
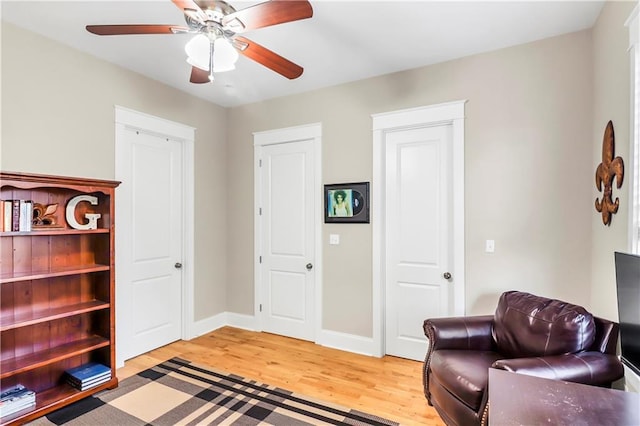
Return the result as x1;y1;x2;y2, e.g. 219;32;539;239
253;122;323;340
371;101;466;357
114;106;195;367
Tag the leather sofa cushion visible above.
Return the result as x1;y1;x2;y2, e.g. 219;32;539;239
430;350;502;411
493;291;596;358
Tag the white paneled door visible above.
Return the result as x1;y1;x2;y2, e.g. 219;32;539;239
257;135;317;341
385;124;453;360
118;127;183;361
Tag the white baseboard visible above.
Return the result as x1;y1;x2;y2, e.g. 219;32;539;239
188;312;227;339
188;312;257;339
316;328;379;357
187;312;381;358
226;312;258;331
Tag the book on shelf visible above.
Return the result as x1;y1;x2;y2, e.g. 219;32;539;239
1;384;35;403
19;200;33;232
67;375;112;391
65;362;111;389
2;201;11;232
0;403;37;420
0;384;36;417
11;200;19;232
0;399;36;418
67;370;111;387
1;199;33;232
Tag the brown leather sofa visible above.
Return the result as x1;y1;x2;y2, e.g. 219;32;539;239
422;291;624;426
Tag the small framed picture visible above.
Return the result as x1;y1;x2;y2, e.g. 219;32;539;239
324;182;370;223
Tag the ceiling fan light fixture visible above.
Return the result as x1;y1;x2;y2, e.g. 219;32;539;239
213;38;239;72
185;34;210;70
185;34;238;73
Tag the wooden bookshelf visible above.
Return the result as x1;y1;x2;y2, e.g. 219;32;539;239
0;172;120;425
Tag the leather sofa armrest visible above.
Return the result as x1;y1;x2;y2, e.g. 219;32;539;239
422;315;495;403
423;315;495;351
492;352;624;386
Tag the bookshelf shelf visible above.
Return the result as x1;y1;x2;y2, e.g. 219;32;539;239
0;299;110;331
0;171;119;425
0;264;111;284
0;228;110;237
0;335;111;379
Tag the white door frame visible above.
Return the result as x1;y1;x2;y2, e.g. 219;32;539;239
114;106;195;367
371;101;466;357
253;123;323;339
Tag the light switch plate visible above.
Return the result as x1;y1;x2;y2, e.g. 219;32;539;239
329;234;340;245
485;239;495;253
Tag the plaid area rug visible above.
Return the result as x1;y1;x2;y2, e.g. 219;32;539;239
30;357;398;425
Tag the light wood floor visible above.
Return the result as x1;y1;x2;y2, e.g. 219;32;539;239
118;327;445;426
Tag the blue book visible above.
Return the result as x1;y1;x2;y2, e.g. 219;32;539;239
65;362;111;384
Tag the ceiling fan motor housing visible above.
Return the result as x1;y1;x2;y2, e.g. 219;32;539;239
186;1;236;31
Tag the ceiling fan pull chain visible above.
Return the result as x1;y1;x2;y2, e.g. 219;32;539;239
208;40;215;82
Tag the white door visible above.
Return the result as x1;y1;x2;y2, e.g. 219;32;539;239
385;124;453;360
257;138;316;341
118;128;183;360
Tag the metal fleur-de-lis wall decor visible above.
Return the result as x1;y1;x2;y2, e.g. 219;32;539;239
595;120;624;226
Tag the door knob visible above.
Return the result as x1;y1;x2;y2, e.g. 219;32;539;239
443;272;452;280
175;262;183;269
306;263;313;271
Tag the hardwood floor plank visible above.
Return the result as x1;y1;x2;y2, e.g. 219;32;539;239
119;327;444;426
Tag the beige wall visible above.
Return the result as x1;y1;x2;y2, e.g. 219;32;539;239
2;0;634;342
228;29;596;337
591;0;636;320
1;23;228;322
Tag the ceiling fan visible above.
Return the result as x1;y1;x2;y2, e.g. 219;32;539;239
86;0;313;84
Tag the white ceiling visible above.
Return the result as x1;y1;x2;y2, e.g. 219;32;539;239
1;0;605;107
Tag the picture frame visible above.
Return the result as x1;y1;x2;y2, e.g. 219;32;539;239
324;182;370;223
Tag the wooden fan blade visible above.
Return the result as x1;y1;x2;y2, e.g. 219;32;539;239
172;0;207;22
172;0;202;11
190;66;211;84
86;25;187;35
222;1;312;33
235;36;303;79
